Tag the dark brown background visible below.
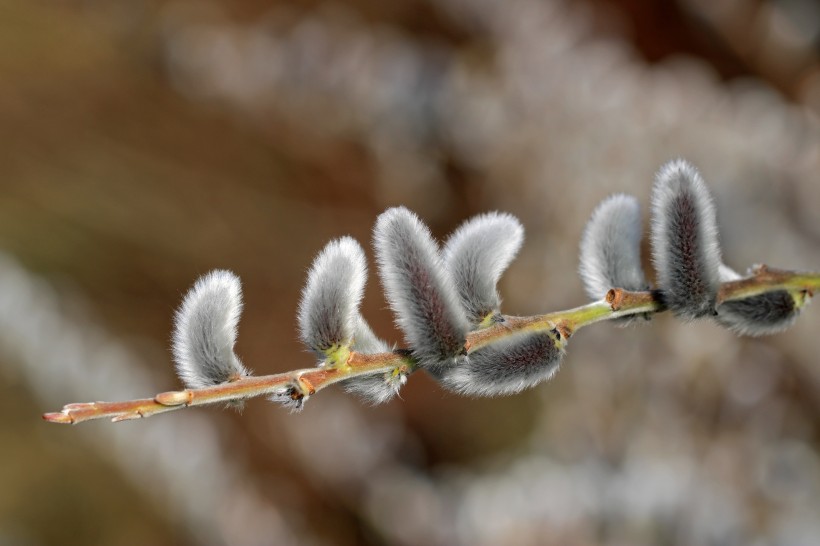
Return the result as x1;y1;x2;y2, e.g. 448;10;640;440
1;0;819;544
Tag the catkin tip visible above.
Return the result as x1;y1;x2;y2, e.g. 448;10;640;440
443;211;525;326
298;237;368;357
172;270;249;390
579;193;648;302
374;207;469;371
650;159;722;320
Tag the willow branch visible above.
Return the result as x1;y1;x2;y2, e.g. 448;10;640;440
43;352;413;425
465;289;661;352
43;266;818;425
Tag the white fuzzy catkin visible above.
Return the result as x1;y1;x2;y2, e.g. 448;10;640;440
342;367;407;405
650;159;723;319
439;329;565;397
351;316;390;354
443;212;524;326
579;194;648;300
374;207;470;371
717;291;802;336
298;237;368;357
299;236;404;404
172;270;249;389
716;264;803;336
341;317;408;405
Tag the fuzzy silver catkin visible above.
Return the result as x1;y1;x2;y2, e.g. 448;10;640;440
374;207;470;371
298;237;367;357
443;212;524;326
341;317;408;405
351;316;390;354
438;329;565;397
650;159;723;319
299;235;405;404
579;194;648;300
715;265;803;336
172;270;249;389
717;292;801;336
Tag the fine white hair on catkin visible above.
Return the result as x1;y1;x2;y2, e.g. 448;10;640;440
350;316;390;355
578;194;648;300
439;329;565;397
341;317;407;405
650;159;723;320
172;270;249;389
298;236;368;357
374;207;469;371
299;234;406;404
718;263;742;282
443;212;524;326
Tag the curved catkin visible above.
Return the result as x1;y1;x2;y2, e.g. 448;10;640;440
579;194;648;300
443;212;524;326
438;329;565;397
172;270;249;389
650;159;722;319
374;207;470;371
716;264;804;336
298;237;367;357
717;291;802;336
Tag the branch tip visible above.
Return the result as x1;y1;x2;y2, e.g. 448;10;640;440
65;402;97;410
43;412;73;424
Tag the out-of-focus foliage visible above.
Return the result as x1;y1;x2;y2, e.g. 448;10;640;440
1;0;819;545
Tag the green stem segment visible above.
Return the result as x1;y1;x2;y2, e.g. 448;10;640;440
464;289;662;353
717;266;820;303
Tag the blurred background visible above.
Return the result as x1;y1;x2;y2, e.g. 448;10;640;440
1;0;819;544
